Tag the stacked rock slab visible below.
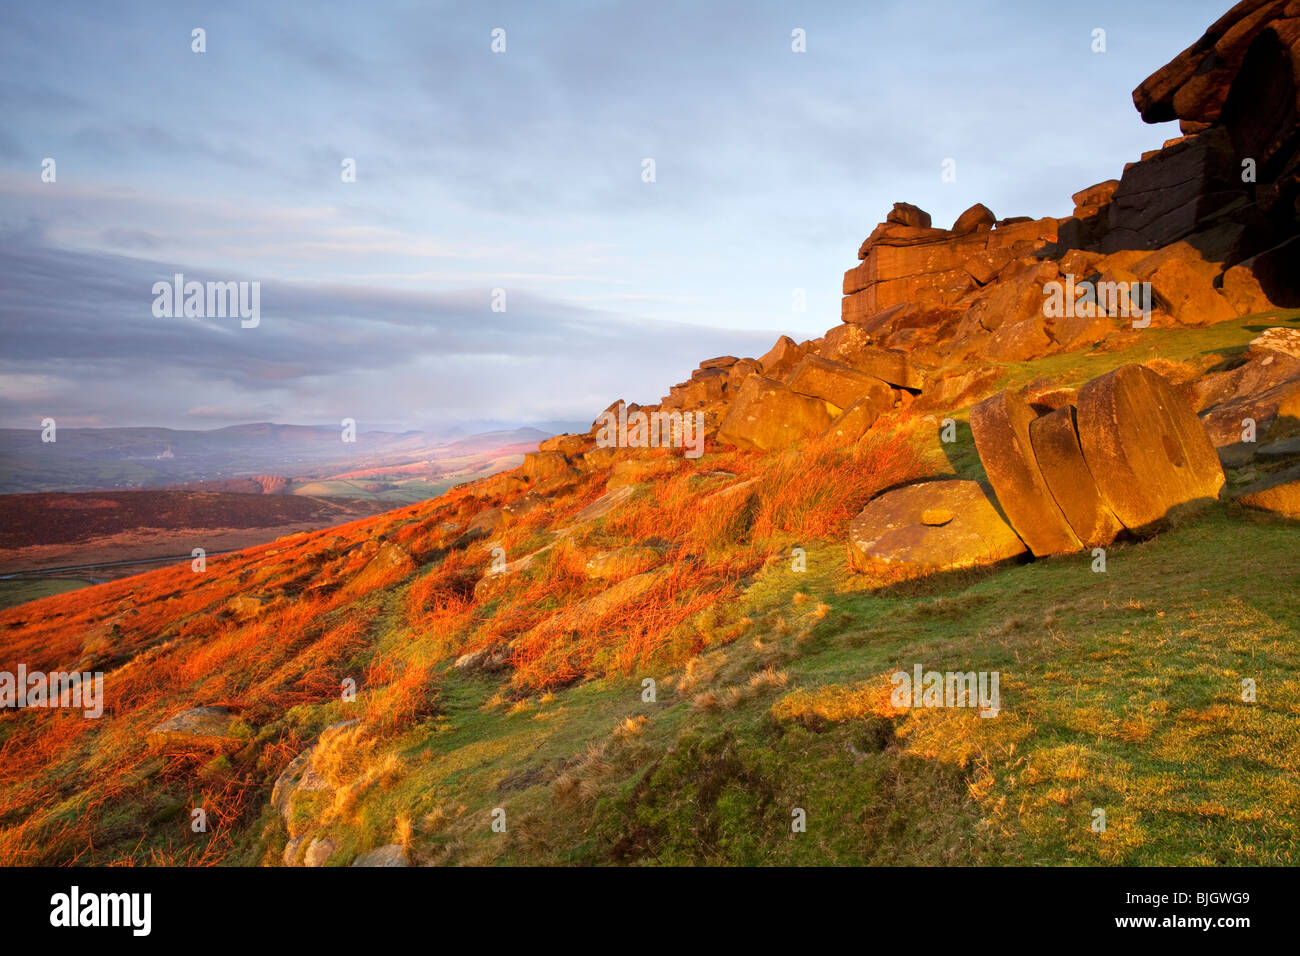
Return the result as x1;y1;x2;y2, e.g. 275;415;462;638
846;479;1028;581
1028;405;1125;548
842;209;1059;322
970;390;1083;556
1076;364;1226;533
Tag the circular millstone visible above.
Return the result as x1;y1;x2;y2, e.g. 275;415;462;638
847;479;1028;583
1076;364;1225;534
970;389;1083;556
1028;404;1124;548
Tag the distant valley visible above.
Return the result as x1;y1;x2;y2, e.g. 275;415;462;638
0;421;573;607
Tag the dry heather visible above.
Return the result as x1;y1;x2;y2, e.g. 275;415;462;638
0;422;925;865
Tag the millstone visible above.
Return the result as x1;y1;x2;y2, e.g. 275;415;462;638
847;479;1028;583
1028;404;1124;548
970;389;1083;556
1076;364;1225;533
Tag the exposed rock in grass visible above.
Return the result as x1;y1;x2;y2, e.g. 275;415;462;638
352;844;408;867
847;479;1028;581
148;706;242;749
1234;462;1300;517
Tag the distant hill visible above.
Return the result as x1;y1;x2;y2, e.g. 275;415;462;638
0;423;556;493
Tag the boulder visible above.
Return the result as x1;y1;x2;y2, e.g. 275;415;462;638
756;335;807;380
1143;255;1237;326
303;836;336;868
1072;179;1121;209
538;433;589;455
985;315;1057;363
1132;0;1298;128
148;706;241;748
1027;405;1125;548
786;354;894;413
727;357;762;390
847;479;1029;581
1192;343;1300;411
566;484;637;524
466;507;503;534
352;844;409;867
951;203;997;235
843;345;924;390
1233;462;1300;518
522;450;578;483
821;397;884;445
717;375;834;452
970;390;1084;556
1199;377;1300;446
1076;364;1225;533
580;446;621;471
885;202;933;229
1258;435;1300;459
1102;127;1242;251
699;355;739;370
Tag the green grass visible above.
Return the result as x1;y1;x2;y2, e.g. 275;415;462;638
998;308;1300;393
264;503;1299;866
0;578;93;610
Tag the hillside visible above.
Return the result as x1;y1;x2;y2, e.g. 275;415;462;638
2;0;1299;868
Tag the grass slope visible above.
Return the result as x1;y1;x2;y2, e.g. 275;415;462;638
245;505;1298;867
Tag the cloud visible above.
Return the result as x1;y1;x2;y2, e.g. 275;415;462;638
0;234;776;428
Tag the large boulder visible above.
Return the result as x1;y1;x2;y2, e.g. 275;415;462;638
970;390;1083;556
847;479;1028;582
522;450;578;483
885;202;933;229
1027;405;1125;548
1076;364;1225;533
1132;0;1298;130
786;354;894;413
756;335;808;380
821;397;884;445
951;203;997;235
717;375;834;452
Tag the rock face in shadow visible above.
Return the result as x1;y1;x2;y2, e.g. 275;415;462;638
1102;0;1300;263
846;479;1028;583
1077;365;1226;534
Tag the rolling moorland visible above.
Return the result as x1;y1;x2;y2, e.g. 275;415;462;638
1;0;1299;866
0;427;546;609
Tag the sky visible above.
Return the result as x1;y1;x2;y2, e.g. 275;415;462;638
0;0;1228;430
